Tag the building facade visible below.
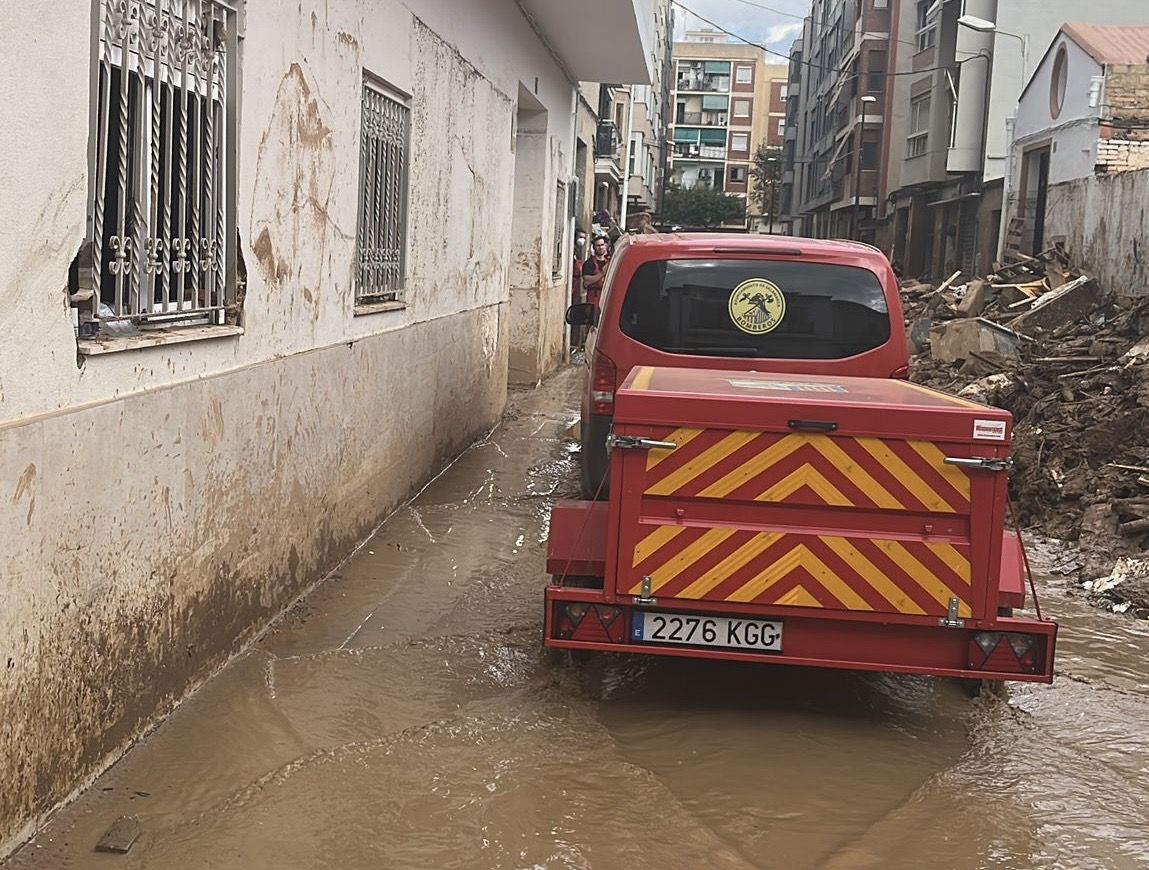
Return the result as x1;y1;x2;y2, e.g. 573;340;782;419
668;34;786;226
876;0;1148;279
781;0;892;241
1010;24;1149;254
626;0;674;219
0;0;654;855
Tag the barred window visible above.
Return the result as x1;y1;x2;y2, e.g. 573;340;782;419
552;181;567;281
84;0;240;332
356;76;411;305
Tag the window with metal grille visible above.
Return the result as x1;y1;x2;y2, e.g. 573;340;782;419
552;181;567;281
356;76;411;305
84;0;240;332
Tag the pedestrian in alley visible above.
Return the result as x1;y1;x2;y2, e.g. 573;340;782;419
571;228;587;347
634;211;657;235
582;234;611;311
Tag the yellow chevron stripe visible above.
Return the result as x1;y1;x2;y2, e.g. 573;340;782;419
926;542;971;583
873;539;971;617
777;584;822;608
856;437;955;513
676;532;783;599
908;440;972;501
820;536;927;615
630;366;654;392
646;427;704;469
722;544;869;610
646;430;758;495
801;435;903;510
694;433;806;498
632;524;689;566
725;545;806;603
629;527;739;594
756;464;852;506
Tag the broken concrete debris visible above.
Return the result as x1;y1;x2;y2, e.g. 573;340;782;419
903;242;1149;614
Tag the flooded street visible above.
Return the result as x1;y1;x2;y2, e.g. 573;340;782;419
8;366;1149;870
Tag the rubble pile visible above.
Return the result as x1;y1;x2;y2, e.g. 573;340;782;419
901;245;1149;601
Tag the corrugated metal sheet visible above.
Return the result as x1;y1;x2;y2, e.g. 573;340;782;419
1063;24;1149;66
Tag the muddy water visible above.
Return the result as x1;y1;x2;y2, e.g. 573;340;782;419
9;367;1149;870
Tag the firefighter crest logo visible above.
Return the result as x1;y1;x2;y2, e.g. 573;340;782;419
729;279;786;334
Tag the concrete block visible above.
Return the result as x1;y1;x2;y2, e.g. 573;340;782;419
955;279;994;317
1008;277;1103;334
929;318;1023;363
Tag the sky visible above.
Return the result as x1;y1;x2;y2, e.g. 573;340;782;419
670;0;812;62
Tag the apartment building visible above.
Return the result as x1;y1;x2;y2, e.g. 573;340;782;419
0;0;654;855
668;33;787;224
782;0;892;241
877;0;1147;278
626;1;675;218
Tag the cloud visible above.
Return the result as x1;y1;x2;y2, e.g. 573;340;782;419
672;0;810;59
765;21;804;47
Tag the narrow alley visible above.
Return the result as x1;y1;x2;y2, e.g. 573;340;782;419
7;368;1149;870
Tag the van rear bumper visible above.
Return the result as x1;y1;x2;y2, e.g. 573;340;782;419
544;585;1057;683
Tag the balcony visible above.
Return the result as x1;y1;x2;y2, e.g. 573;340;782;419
676;76;731;93
595;120;620;158
672;143;727;160
676;111;728;127
517;0;655;83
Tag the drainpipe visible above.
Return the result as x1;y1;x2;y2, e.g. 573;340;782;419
620;88;636;230
995;114;1015;263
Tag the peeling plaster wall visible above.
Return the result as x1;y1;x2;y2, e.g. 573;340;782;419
1044;168;1149;298
0;0;575;853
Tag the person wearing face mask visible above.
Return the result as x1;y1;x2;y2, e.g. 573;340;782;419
582;235;611;311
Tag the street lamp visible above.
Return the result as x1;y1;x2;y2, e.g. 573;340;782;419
766;156;778;234
958;14;1030;79
852;95;878;240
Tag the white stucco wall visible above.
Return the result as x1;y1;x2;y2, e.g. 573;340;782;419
1013;33;1103;185
985;0;1148;181
0;0;581;854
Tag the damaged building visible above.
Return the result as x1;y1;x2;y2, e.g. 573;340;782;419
0;0;653;855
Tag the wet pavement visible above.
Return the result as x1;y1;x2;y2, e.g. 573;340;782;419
8;366;1149;869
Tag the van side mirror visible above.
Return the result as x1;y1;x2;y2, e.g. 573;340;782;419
565;303;596;327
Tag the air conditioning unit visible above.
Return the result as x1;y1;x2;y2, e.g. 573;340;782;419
689;144;700;156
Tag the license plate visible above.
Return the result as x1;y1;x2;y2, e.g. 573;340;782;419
632;611;783;652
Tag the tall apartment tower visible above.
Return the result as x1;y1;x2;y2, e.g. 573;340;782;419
669;30;789;227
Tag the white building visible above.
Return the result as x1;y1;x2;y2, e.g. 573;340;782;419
0;0;652;854
1010;23;1149;253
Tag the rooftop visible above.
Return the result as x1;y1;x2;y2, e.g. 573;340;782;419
1062;23;1149;66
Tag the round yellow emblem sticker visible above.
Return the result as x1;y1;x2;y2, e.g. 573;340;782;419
729;279;786;335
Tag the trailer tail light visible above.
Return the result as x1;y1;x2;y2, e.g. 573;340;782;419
590;353;617;415
555;603;626;643
968;632;1044;675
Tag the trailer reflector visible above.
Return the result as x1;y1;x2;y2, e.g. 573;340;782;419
555;603;626;643
968;631;1042;675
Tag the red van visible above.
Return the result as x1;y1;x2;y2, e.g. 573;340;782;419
566;234;910;498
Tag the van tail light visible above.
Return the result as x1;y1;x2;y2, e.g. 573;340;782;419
891;365;910;379
554;604;627;643
591;353;618;415
968;632;1044;675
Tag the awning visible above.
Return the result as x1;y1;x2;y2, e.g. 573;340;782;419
699;128;727;145
701;95;729;110
673;127;701;143
703;61;731;74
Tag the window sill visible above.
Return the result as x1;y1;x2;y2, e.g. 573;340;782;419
78;324;244;356
354;300;407;317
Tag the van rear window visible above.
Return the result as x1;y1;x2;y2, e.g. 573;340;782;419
618;259;891;359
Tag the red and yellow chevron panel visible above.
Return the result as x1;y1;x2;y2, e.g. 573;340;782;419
627;524;973;617
643;429;971;514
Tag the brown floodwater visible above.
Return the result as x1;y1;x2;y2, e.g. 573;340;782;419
8;367;1149;870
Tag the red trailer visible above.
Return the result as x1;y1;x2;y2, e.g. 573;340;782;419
545;367;1057;682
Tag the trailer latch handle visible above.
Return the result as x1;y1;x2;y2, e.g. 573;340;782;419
788;419;838;433
606;434;678;451
944;456;1014;473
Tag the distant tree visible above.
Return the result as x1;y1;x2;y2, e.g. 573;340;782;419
749;144;784;217
662;185;746;228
